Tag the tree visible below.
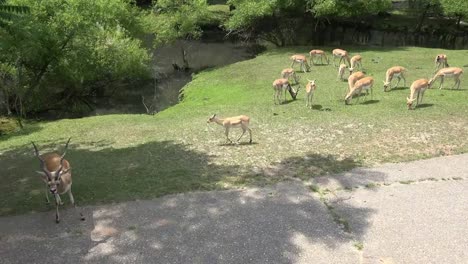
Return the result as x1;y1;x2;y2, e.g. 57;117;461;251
0;0;151;115
0;0;29;28
439;0;468;28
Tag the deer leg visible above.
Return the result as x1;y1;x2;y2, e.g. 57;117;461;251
420;90;425;105
456;78;461;89
333;56;337;67
310;93;314;108
56;195;63;205
45;184;50;204
290;61;295;68
54;194;60;223
237;127;246;142
247;127;252;143
439;77;444;90
224;127;232;144
69;189;85;221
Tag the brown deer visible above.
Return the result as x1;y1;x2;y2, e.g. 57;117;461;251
383;66;407;92
207;114;252;144
32;138;85;223
309;49;329;65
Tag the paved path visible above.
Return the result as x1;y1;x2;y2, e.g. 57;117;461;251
1;154;467;264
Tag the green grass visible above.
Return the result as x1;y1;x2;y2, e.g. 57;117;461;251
1;46;468;216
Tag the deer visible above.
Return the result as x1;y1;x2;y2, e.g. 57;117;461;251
207;114;252;144
383;66;407;92
434;54;449;73
338;64;348;81
345;76;374;105
281;68;299;84
348;55;362;73
290;54;310;72
272;78;299;105
429;67;463;90
305;79;317;109
346;71;366;95
309;49;329;65
407;79;432;110
32;138;85;223
332;48;351;67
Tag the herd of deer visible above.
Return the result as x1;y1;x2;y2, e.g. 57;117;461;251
33;49;463;223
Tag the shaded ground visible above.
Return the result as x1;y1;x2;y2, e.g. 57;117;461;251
1;154;467;264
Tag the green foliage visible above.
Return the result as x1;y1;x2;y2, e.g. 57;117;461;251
0;0;151;114
439;0;468;19
0;0;29;28
309;0;392;18
143;0;212;46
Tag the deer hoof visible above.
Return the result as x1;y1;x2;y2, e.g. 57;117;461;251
81;216;86;221
56;219;60;224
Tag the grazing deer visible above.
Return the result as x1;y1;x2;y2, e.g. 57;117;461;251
349;55;362;73
207;114;252;144
290;54;310;72
407;79;432;110
332;49;351;67
347;71;366;94
309;49;329;65
281;68;299;84
430;67;463;90
434;54;449;73
272;78;299;105
305;79;317;109
32;138;85;223
338;64;348;81
383;66;407;92
345;76;374;105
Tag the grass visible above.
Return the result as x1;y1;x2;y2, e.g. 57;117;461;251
1;46;468;216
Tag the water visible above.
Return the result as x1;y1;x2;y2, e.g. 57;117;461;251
91;40;258;115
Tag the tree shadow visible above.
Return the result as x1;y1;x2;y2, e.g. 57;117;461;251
0;121;44;141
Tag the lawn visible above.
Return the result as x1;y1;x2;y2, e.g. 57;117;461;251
1;46;467;216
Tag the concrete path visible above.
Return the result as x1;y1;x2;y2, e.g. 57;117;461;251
1;154;467;264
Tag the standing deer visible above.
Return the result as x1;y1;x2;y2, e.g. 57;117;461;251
309;49;329;65
272;78;299;105
434;54;449;73
345;76;374;105
281;68;299;84
430;67;463;90
290;54;310;72
332;49;351;67
383;66;407;92
348;55;362;73
32;138;85;223
207;114;252;144
407;79;432;110
305;79;317;109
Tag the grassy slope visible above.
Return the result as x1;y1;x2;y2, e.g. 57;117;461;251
1;46;467;215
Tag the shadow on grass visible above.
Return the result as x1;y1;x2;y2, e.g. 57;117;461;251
416;103;434;108
0;142;376;263
387;86;407;91
0;121;43;141
217;142;259;147
360;99;380;105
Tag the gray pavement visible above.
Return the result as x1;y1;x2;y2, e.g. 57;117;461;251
1;154;467;264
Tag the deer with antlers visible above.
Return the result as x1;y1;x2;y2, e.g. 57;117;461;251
349;55;362;73
407;79;433;110
430;67;463;90
309;49;329;65
332;49;351;67
345;76;374;105
207;114;252;144
281;68;300;84
32;138;85;223
290;54;310;72
305;79;317;109
383;66;407;92
272;78;299;105
434;54;449;73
